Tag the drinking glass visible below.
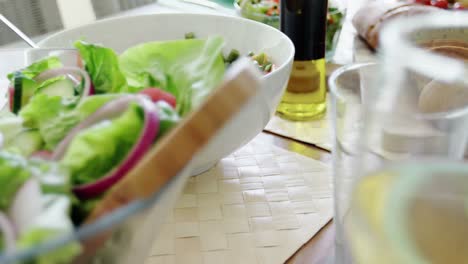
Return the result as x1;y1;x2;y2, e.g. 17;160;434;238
330;11;468;264
329;62;380;264
346;159;468;264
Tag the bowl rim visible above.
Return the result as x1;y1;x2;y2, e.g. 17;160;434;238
39;12;295;77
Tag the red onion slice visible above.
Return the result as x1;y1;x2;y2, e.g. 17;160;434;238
8;179;43;236
35;67;93;101
0;212;15;253
8;86;13;112
30;150;53;160
52;95;159;199
89;83;95;96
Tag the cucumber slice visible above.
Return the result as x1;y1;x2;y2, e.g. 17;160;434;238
35;76;75;98
12;73;23;114
9;129;44;156
12;73;37;114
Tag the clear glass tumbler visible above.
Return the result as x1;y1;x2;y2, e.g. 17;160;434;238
330;11;468;264
329;62;380;264
346;159;468;264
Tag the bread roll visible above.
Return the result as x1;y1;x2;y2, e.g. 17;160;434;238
418;45;468;113
419;80;468;113
352;1;438;49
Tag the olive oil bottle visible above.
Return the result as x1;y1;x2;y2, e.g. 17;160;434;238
277;0;328;121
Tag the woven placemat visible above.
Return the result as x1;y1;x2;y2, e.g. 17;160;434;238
145;136;333;264
264;97;334;151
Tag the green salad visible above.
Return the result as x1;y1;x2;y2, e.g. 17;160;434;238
236;0;279;17
186;32;275;74
0;34;271;263
235;0;345;56
235;0;280;29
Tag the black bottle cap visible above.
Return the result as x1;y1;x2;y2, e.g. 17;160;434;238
281;0;328;61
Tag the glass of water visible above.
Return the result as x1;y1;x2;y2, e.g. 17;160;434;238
346;159;468;264
330;11;468;264
328;62;380;263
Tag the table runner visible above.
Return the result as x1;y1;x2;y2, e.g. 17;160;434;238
145;135;333;264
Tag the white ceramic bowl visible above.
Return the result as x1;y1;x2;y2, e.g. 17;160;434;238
39;13;294;175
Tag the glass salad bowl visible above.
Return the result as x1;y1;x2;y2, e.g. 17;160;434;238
0;47;196;264
38;13;295;176
0;47;262;263
0;13;294;263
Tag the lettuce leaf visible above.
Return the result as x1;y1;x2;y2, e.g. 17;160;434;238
7;56;62;81
16;194;81;264
0;151;80;264
0;152;32;210
119;36;225;115
19;94;78;150
74;41;127;94
60;104;144;185
155;101;179;139
19;94;121;150
0;151;73;210
0;116;24;146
